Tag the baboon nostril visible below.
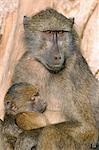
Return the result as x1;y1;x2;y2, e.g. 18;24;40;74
55;56;58;60
54;56;61;60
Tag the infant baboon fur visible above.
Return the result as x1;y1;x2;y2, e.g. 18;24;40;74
12;8;99;150
0;82;47;149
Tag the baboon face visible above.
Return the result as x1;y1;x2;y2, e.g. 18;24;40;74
23;9;75;73
5;96;35;116
5;95;35;116
4;83;40;115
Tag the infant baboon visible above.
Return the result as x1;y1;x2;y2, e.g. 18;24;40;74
12;8;99;150
5;82;46;115
0;82;47;149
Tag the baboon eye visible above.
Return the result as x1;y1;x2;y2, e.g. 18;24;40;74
5;101;11;108
30;96;35;101
59;31;65;36
46;30;52;34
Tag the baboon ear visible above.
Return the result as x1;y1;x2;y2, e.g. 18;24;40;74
70;17;75;27
23;16;30;26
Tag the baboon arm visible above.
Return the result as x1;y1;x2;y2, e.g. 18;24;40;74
64;121;97;145
37;120;97;150
68;91;98;146
16;112;48;130
48;120;97;146
55;117;98;146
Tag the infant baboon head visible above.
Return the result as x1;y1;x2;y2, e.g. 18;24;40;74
5;82;46;115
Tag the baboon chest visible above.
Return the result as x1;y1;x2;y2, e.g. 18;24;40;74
39;75;75;124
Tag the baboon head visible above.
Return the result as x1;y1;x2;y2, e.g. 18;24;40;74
23;8;78;73
4;83;39;115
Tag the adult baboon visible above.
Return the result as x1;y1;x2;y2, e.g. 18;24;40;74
12;8;99;150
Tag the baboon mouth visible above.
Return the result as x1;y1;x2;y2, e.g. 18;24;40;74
46;62;65;74
36;58;65;74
